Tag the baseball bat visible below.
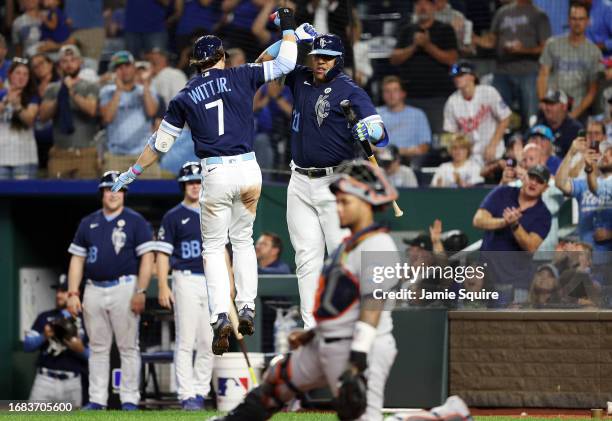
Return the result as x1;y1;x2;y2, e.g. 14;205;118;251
228;304;259;386
340;99;404;218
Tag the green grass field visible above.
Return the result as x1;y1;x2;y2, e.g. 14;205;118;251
0;411;595;421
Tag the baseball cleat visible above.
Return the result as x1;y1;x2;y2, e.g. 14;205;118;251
238;306;255;336
212;313;232;355
121;402;139;411
82;402;106;410
181;397;203;410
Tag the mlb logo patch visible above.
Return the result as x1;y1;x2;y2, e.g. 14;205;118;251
217;377;248;396
112;369;121;391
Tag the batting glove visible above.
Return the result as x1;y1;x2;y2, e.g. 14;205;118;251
351;120;383;144
271;7;296;32
295;23;317;44
111;164;143;192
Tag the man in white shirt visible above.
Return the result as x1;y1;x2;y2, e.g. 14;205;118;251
146;47;187;107
443;61;512;165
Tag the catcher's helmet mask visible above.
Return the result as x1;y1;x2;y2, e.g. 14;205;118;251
330;160;398;210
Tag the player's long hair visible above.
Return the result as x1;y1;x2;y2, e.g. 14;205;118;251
190;49;225;73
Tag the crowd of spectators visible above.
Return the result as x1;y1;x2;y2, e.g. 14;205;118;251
0;0;610;307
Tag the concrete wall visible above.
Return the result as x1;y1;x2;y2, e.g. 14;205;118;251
450;311;612;408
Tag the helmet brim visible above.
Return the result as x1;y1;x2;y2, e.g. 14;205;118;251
309;49;343;56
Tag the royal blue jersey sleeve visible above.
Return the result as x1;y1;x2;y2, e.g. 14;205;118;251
133;216;155;257
68;219;89;257
156;212;176;255
348;87;382;124
571;179;587;200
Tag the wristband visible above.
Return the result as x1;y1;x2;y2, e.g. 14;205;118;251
282;29;295;37
132;164;144;176
136;288;147;295
350;321;377;354
68;291;80;298
585;165;593;174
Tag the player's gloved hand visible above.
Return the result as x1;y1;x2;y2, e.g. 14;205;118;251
351;120;384;144
336;352;368;420
294;23;317;44
111;164;143;192
271;7;296;31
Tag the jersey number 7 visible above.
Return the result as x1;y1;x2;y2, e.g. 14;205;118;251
205;99;225;136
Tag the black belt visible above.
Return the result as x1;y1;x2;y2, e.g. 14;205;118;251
294;166;339;178
39;367;78;380
323;336;352;343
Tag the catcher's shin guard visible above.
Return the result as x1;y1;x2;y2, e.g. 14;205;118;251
219;385;281;421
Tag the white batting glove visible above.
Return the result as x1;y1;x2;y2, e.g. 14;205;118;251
295;23;317;44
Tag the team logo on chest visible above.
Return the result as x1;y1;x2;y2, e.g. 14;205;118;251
315;94;331;127
112;220;127;255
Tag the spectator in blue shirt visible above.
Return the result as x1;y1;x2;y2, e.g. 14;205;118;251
376;75;432;168
586;0;612;58
217;0;262;61
64;0;105;60
100;51;161;177
175;0;222;70
0;35;11;90
256;232;291;275
124;0;174;60
40;0;72;44
473;166;552;304
556;135;611;263
533;0;569;37
527;124;562;175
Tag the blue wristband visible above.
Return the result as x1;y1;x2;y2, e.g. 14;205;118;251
133;164;144;175
282;29;295;37
266;40;282;58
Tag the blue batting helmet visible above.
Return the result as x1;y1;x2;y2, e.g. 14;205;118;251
98;170;126;191
309;34;345;82
191;35;225;68
177;161;203;183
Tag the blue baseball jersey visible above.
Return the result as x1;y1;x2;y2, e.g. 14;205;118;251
160;65;269;158
68;208;155;281
24;309;88;374
285;65;383;168
156;203;204;273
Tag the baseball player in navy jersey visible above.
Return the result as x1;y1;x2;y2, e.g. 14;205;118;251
66;171;156;410
25;275;88;407
208;160;400;421
257;33;390;328
110;10;317;355
155;162;214;410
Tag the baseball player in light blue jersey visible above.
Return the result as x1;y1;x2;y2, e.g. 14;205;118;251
66;171;156;410
110;10;317;355
155;162;214;410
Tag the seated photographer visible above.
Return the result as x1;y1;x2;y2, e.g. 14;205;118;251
480;132;523;185
24;275;89;407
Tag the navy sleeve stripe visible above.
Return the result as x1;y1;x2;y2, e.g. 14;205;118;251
68;243;87;257
154;241;174;255
136;241;157;256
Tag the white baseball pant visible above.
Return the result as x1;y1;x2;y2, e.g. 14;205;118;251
286;170;349;328
200;154;261;323
29;372;82;407
360;333;397;421
172;270;214;401
82;277;141;406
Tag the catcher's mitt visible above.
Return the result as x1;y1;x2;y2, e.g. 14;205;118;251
335;369;367;420
51;317;78;341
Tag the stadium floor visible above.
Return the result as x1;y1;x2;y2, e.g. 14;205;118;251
0;411;597;421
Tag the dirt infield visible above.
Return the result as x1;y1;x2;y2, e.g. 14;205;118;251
471;407;606;419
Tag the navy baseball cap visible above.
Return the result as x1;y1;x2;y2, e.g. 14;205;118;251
51;274;68;291
450;61;476;77
177;161;203;183
98;170;127;191
403;234;433;251
309;34;344;57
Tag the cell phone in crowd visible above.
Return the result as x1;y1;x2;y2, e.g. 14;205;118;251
505;158;517;168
